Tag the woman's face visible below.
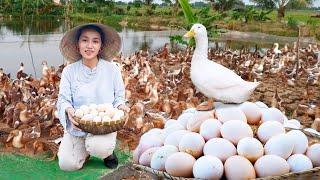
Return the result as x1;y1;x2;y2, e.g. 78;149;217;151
78;29;102;61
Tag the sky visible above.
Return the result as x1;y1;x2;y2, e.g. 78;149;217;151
114;0;320;7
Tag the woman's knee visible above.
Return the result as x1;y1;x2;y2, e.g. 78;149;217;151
58;155;83;171
85;133;117;159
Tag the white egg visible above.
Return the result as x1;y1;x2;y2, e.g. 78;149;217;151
103;103;114;109
81;114;94;121
220;120;253;145
200;119;222;141
287;154;313;172
98;112;106;118
97;104;107;112
139;147;159;167
239;101;262;125
112;110;125;120
286;130;308;154
177;109;196;129
215;107;247;123
255;101;269;109
80;105;90;115
163;123;185;139
105;107;116;118
165;152;196;178
93;116;101;122
257;121;285;144
237;137;264;163
89;103;98;110
164;130;189;148
203;138;237;162
224;155;256;179
254;155;290;177
264;133;294;159
304;128;320;136
179;132;205;158
90;109;99;116
187;111;213;132
193;155;224;180
74;109;84;118
102;115;112;122
164;119;179;128
284;119;301;129
306;143;320;167
141;128;165;142
150;145;178;171
261;108;285;124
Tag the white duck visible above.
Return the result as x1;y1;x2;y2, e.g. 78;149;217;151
184;24;260;109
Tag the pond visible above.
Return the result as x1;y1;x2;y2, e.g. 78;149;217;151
0;17;314;78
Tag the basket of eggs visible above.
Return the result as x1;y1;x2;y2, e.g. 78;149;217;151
73;103;126;135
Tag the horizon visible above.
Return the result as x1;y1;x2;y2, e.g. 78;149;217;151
113;0;320;8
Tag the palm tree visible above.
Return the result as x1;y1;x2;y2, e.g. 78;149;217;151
206;0;244;13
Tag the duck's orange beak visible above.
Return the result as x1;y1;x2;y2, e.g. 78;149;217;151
184;29;195;38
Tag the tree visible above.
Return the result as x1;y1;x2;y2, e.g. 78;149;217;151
251;0;314;18
206;0;244;13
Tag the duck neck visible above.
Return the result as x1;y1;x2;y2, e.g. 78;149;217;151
194;35;208;59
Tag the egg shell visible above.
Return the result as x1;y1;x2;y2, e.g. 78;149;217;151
164;130;189;148
187;111;213;132
98;112;106;118
215;107;247;123
75;109;84;118
203;138;237;162
177;109;196;129
237;137;264;163
261;108;285;124
286;130;308;154
255;101;269;109
220;120;253;145
141;128;165;142
214;102;239;109
139;147;160;167
284;119;301;129
179;132;205;158
306;143;320;167
257;121;285;144
254;155;290;177
163;123;185;139
93;116;102;122
102;115;112;122
90;109;99;116
287;154;313;172
133;136;163;163
193;155;224;180
200;119;222;141
165;152;196;178
164;119;179;128
105;108;116;118
224;155;256;179
112;110;125;121
264;133;294;159
239;101;262;125
97;104;107;112
81;114;94;121
88;103;98;110
150;145;179;171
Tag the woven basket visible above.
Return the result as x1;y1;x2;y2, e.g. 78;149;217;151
133;127;320;179
74;114;127;135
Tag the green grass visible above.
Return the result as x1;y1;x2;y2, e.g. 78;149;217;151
0;148;132;180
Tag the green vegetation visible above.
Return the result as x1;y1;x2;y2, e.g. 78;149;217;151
0;0;319;39
0;147;132;179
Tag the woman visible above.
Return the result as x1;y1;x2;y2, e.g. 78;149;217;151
57;23;129;171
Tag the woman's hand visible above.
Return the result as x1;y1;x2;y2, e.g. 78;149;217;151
66;107;82;131
117;104;130;113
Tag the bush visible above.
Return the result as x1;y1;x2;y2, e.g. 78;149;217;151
287;16;298;29
113;7;125;15
127;5;131;12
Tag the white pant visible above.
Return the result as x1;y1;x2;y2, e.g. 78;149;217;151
58;132;117;171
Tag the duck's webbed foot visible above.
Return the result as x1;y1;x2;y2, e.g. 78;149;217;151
196;99;214;111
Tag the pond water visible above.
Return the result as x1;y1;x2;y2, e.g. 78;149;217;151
0;17;311;78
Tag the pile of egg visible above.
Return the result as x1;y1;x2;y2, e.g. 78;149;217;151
74;103;125;124
134;101;320;179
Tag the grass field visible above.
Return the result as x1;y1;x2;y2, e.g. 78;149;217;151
0;148;132;180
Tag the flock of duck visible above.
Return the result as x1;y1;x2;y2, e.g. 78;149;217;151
0;25;320;158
